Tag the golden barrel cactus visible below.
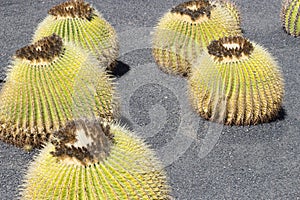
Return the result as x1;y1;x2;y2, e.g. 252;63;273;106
21;119;170;199
281;0;300;36
152;0;242;76
188;36;284;125
33;0;119;70
0;34;117;149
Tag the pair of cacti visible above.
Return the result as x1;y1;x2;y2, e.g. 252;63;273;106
152;0;285;126
0;0;119;149
0;0;170;199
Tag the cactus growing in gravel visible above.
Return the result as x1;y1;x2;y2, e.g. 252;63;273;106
152;0;242;76
281;0;300;36
33;0;119;70
0;34;117;149
188;36;284;125
21;119;170;200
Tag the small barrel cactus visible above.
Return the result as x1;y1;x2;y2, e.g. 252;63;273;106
0;34;117;149
152;0;242;76
33;0;119;70
281;0;300;36
21;119;170;199
188;36;284;125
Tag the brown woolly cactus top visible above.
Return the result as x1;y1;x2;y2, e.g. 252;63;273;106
48;0;95;20
15;34;63;64
50;119;114;166
207;36;254;62
171;0;214;21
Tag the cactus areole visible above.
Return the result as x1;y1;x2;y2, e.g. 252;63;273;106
48;0;94;20
16;34;63;64
207;36;254;62
171;0;214;21
50;119;114;166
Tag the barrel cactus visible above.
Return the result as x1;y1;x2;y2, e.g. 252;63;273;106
33;0;119;70
281;0;300;36
21;119;170;199
152;0;242;76
188;36;284;125
0;34;117;149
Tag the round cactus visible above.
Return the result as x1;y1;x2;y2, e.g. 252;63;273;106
33;0;119;70
281;0;300;36
152;0;242;76
21;119;170;199
0;34;117;149
188;36;284;125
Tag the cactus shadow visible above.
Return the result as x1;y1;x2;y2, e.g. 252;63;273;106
108;61;130;78
117;115;134;131
275;107;287;122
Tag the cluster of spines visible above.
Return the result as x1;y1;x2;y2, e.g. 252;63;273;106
15;34;63;63
188;36;284;125
152;0;242;76
218;0;241;25
281;0;300;36
170;0;214;20
207;36;254;61
21;123;170;199
48;0;94;20
50;119;114;166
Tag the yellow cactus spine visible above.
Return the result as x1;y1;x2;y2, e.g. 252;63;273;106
188;36;284;125
218;0;241;25
33;0;119;70
21;119;170;199
281;0;300;36
152;0;242;76
0;34;117;149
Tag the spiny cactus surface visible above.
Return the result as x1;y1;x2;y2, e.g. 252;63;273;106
218;0;241;25
152;0;242;76
0;34;117;149
281;0;300;36
188;36;284;125
33;0;119;70
21;120;170;200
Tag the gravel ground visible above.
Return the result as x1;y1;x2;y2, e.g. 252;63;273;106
0;0;299;199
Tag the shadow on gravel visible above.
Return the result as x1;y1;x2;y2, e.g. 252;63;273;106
275;107;287;122
117;116;134;131
108;60;130;78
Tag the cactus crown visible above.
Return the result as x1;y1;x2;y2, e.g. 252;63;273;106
50;119;114;166
207;36;254;62
48;0;94;20
171;0;214;21
15;34;63;64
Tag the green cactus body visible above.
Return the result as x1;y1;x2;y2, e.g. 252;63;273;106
33;0;119;70
21;120;170;200
188;36;284;125
0;34;117;149
152;0;241;76
218;0;241;25
281;0;300;36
